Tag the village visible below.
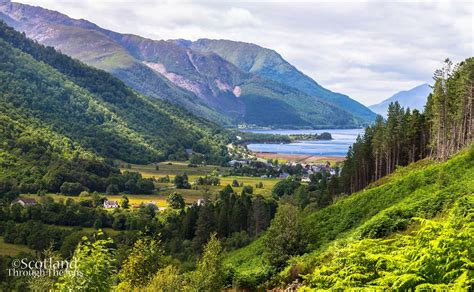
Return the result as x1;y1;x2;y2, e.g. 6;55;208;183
227;158;338;182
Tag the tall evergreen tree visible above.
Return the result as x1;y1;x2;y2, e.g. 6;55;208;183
192;202;215;252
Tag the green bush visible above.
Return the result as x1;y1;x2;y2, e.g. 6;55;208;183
60;182;89;196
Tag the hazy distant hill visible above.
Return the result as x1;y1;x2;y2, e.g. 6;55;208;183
0;0;375;128
369;83;431;117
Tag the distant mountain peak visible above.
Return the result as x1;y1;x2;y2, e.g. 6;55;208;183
369;83;432;117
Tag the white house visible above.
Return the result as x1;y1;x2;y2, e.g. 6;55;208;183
228;160;249;167
11;198;37;207
103;200;119;209
196;198;205;206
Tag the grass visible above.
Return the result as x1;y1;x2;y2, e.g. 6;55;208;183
223;235;271;286
22;193;172;208
122;161;228;178
0;236;34;256
50;225;121;236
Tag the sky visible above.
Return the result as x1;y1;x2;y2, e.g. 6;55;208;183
19;0;474;105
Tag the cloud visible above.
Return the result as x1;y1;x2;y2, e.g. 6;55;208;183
19;0;473;105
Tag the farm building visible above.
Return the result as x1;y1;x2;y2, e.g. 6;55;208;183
103;200;119;209
11;197;37;207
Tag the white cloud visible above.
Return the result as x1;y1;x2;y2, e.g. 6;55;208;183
18;0;473;105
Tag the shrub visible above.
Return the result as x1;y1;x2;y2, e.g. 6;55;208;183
167;192;185;209
60;182;88;196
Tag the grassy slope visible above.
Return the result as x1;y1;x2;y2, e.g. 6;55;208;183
0;236;34;256
224;145;474;286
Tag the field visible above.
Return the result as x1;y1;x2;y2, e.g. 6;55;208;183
0;236;34;256
126;161;227;178
20;162;279;209
123;162;279;198
22;193;181;208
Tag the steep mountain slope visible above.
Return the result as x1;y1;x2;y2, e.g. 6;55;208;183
183;39;376;122
369;83;431;117
0;21;229;168
0;0;370;128
224;146;474;289
0;1;226;124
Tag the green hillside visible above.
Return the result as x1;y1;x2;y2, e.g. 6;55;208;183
224;145;474;289
0;21;230;192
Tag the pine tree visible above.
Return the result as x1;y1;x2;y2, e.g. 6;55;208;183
192;203;215;252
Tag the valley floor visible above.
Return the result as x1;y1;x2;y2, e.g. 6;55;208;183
254;153;345;164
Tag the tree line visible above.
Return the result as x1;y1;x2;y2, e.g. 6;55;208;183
340;58;473;194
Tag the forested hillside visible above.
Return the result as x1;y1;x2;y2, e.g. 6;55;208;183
0;21;230;194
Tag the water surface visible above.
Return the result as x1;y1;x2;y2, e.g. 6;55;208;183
244;128;364;157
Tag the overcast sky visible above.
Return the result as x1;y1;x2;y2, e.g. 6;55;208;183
20;0;473;105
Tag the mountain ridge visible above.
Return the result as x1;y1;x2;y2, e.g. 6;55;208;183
183;38;376;121
0;0;375;128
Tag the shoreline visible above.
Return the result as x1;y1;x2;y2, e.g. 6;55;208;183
254;152;346;164
234;126;366;131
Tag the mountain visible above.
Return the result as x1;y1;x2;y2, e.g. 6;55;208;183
0;0;375;128
182;39;376;122
369;83;431;117
0;20;231;194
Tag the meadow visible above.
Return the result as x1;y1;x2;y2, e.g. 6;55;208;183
123;161;279;199
0;236;34;256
